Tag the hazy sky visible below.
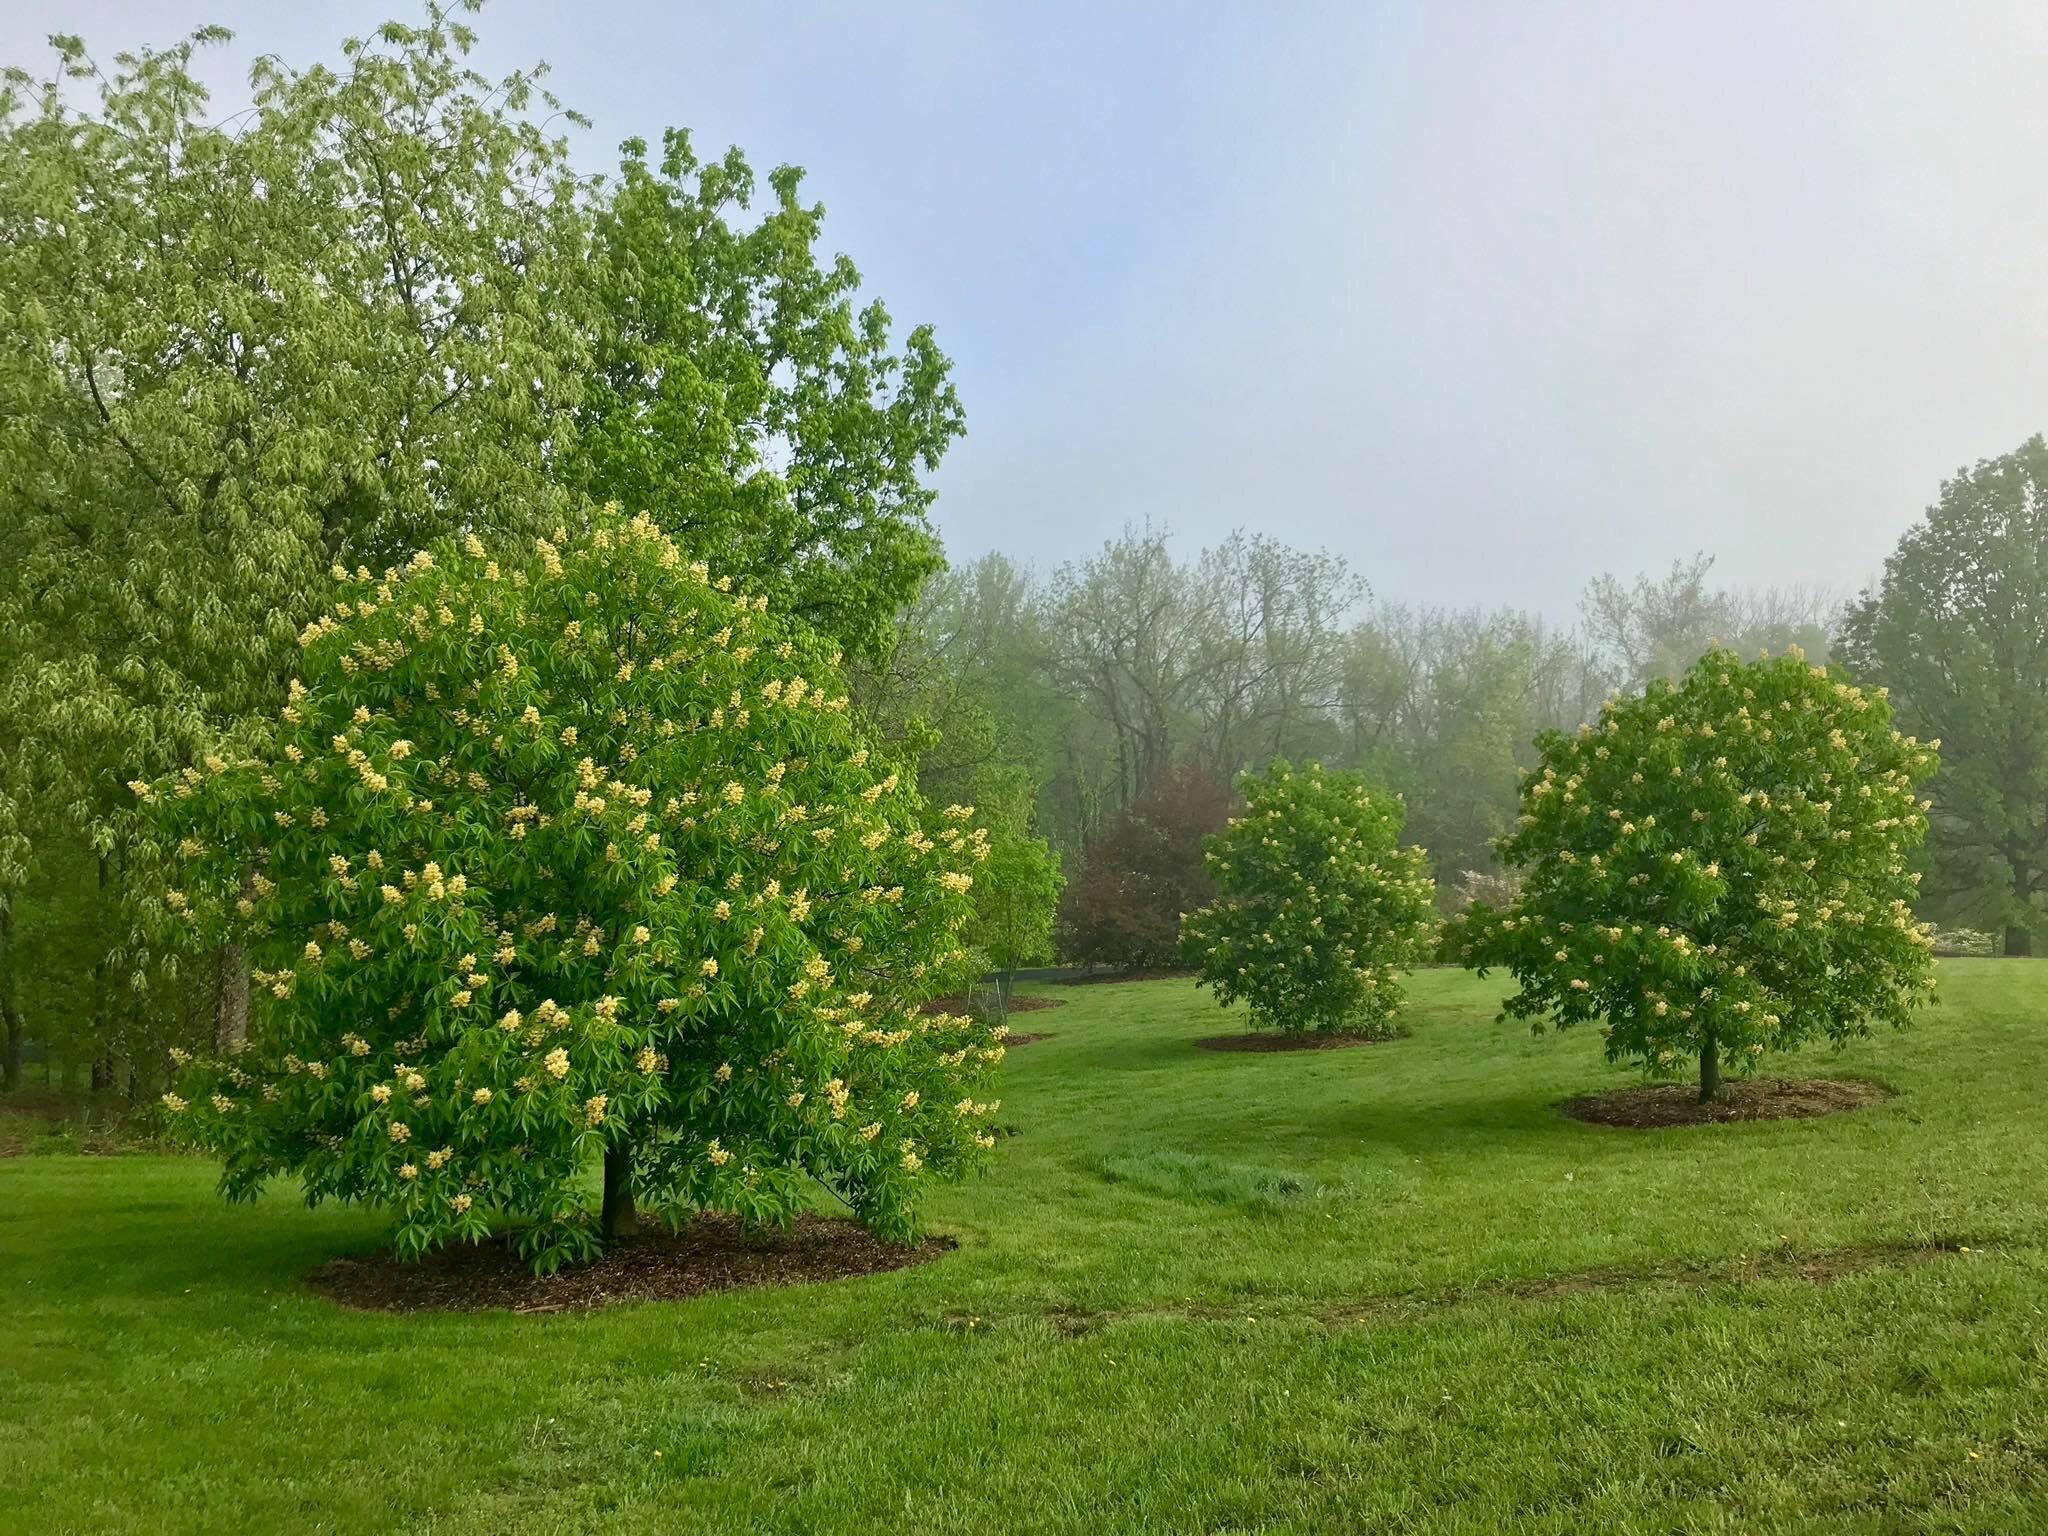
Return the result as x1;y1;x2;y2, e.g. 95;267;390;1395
10;2;2046;615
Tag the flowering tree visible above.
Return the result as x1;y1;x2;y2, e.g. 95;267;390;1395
1444;649;1939;1099
1180;762;1437;1036
1;7;968;1090
144;512;1005;1271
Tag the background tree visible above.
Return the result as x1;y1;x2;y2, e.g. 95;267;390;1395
1056;764;1232;969
1339;606;1601;883
567;129;965;662
0;8;597;1079
966;796;1063;1017
1838;435;2048;955
1182;762;1436;1036
850;555;1056;821
1582;556;1836;695
0;4;970;1093
1042;527;1219;817
152;513;1005;1271
1447;649;1938;1100
1187;534;1357;778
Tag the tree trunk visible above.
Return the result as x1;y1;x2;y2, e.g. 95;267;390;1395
0;907;19;1090
1698;1032;1722;1103
600;1143;638;1243
215;943;250;1053
997;968;1013;1022
1;999;21;1091
2008;858;2036;956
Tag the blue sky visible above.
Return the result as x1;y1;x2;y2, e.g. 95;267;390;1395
10;2;2047;615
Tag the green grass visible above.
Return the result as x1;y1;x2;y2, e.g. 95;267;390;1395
5;961;2048;1533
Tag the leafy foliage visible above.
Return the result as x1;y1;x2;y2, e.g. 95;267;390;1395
147;513;1006;1271
1445;649;1939;1096
1056;765;1232;969
568;129;964;661
968;812;1063;998
0;11;594;805
0;9;599;1079
0;6;970;1090
1838;435;2048;953
1181;762;1436;1035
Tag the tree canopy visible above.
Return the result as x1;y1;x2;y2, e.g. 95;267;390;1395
568;130;963;661
1446;649;1938;1099
1182;762;1436;1036
1839;434;2048;954
0;6;968;1092
151;512;1006;1271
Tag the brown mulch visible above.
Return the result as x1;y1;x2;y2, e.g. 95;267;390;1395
1001;1033;1051;1047
1194;1029;1405;1053
306;1212;956;1314
1559;1077;1891;1129
919;994;1066;1015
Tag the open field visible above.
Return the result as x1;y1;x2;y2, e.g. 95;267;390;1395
5;960;2047;1534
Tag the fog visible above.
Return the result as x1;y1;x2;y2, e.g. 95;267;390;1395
13;0;2045;611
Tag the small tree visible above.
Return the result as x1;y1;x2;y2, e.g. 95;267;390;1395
145;512;1005;1272
1057;765;1231;969
1180;761;1437;1036
1445;649;1939;1100
970;827;1063;1018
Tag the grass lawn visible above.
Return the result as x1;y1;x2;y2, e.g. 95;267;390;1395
4;960;2047;1533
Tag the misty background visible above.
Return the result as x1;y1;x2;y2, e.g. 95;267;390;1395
8;0;2044;614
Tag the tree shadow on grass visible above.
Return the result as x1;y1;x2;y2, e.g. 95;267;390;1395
1311;1082;1623;1160
5;1158;384;1305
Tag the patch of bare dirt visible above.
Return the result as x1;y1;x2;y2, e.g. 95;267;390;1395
1000;1235;1995;1339
1559;1076;1890;1128
1318;1235;1981;1325
1194;1029;1405;1053
307;1212;955;1314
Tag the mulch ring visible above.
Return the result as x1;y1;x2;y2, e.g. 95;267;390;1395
1194;1028;1406;1053
307;1212;956;1315
1560;1077;1891;1129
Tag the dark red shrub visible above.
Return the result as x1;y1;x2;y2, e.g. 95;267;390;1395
1056;766;1234;968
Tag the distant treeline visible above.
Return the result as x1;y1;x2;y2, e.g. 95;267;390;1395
873;532;1836;951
